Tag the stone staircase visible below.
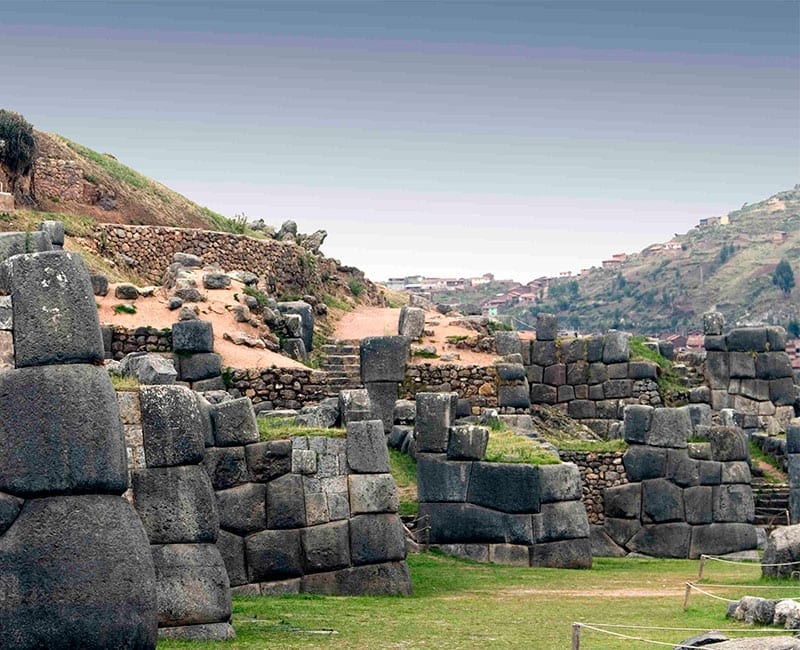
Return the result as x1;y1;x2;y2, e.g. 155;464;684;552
319;340;362;392
752;482;790;531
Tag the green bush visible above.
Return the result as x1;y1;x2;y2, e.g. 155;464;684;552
0;109;36;175
348;278;365;297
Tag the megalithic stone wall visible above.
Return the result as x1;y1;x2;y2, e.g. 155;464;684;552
132;385;235;642
702;319;796;434
200;392;412;596
0;250;158;649
415;391;593;568
604;404;757;558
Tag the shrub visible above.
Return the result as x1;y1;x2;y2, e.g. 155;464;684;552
113;303;137;315
0;109;36;175
348;278;365;297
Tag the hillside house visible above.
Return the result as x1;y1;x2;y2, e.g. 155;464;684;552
602;253;627;269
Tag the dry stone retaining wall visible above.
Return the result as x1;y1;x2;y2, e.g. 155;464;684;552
558;451;627;525
94;224;379;303
402;363;499;413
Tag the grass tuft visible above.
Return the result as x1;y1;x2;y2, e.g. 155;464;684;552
257;416;345;441
484;426;560;465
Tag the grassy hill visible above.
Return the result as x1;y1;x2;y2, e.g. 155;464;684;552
506;186;800;335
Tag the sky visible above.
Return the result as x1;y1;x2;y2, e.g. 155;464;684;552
1;1;798;282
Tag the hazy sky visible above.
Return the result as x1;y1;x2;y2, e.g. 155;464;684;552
1;1;798;281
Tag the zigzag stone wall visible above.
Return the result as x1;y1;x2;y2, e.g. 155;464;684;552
415;392;593;568
603;404;757;558
0;248;158;649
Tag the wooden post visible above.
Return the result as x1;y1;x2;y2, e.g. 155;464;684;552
571;623;581;650
683;582;692;611
698;555;706;579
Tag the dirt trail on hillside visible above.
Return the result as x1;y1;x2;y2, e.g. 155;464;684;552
332;306;499;366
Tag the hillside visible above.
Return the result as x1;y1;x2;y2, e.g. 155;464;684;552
506;186;800;335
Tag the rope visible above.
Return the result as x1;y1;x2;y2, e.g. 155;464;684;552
580;623;792;633
701;554;800;568
685;582;737;603
696;583;800;591
576;623;794;649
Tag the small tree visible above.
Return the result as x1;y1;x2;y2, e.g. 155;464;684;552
0;109;36;175
773;259;795;297
788;319;800;338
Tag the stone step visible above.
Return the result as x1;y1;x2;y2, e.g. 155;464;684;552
321;356;360;367
320;345;359;355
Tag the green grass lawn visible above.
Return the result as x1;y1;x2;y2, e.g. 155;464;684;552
158;552;800;649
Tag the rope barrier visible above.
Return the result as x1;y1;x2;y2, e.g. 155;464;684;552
572;622;795;649
698;553;800;579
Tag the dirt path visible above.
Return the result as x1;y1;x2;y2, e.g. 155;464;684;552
333;306;499;366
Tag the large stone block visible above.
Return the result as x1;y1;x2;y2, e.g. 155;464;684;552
347;419;390;473
0;364;127;497
704;351;730;390
417;454;472;502
623;404;654;444
684;486;713;524
721;461;751;484
212;397;259;447
360;336;409;383
266;473;306;529
120;352;177;386
531;340;557;366
0;231;53;262
698;460;723;485
642;478;684;523
498;384;531;409
495;331;521;356
0;490;23;535
530;537;592;569
603;517;641;548
4;251;105;367
415;392;458;453
689;523;757;559
152;543;231;628
604;483;641;519
245;528;302;582
301;520;351;572
276;301;314;352
666;449;699;487
530;383;557;405
568;399;596;419
602;330;629;363
729;352;756;378
770;377;796;406
216;483;267;535
339;389;372;426
756;352;793;379
178;352;222;382
203;446;248;490
467;462;540;513
300;561;412;596
603;379;633;399
538;463;582;503
158;623;235;642
622;445;667;482
703;311;725;336
535;313;558;341
543;363;566;385
534;500;590;542
727;327;767;352
447;425;488;460
646;408;691;448
349;473;399;514
420;502;532;544
713;484;754;523
567;360;589;385
762;524;800;578
365;381;399;434
216;529;248;587
245;440;291;482
627;522;692;558
140;385;206;468
172;320;214;353
708;427;748;461
398;305;425;340
132;466;219;544
0;495;157;649
349;513;406;565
